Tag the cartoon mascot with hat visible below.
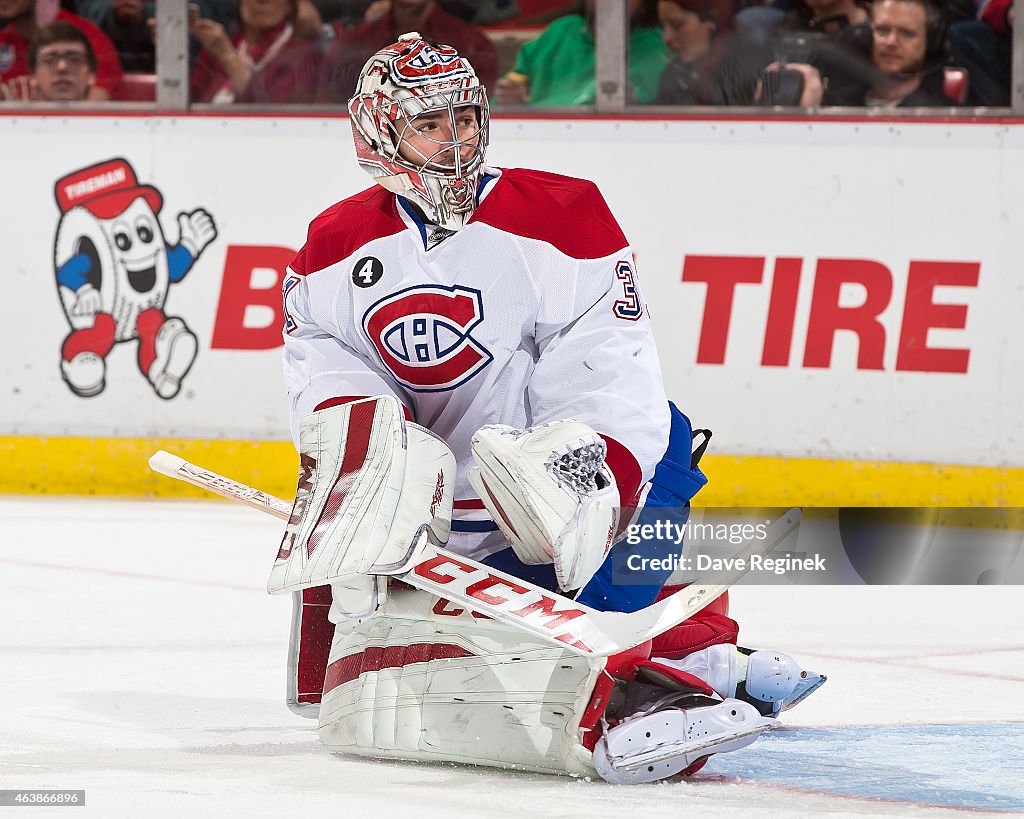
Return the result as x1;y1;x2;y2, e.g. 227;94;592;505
53;157;217;399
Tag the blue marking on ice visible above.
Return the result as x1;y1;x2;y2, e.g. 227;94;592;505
702;723;1024;811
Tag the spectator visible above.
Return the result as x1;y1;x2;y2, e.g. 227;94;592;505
463;0;521;24
315;0;499;104
292;0;325;39
85;0;235;70
979;0;1013;29
654;0;742;104
734;0;869;44
504;1;582;26
83;0;154;72
0;0;122;98
313;0;497;30
0;19;96;99
766;0;961;106
327;0;518;25
311;0;373;29
946;0;1011;104
190;0;322;103
77;0;236;29
31;19;97;98
785;0;869;32
733;0;878;105
493;0;668;106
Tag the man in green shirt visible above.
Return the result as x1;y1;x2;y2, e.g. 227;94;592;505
494;0;668;106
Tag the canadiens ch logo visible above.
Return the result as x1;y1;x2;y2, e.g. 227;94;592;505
363;284;492;392
391;41;468;84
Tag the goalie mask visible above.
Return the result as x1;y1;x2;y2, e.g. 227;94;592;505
348;33;490;231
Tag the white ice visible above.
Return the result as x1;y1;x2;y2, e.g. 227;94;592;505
2;497;1022;818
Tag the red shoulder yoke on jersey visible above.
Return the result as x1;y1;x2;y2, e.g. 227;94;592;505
469;168;629;260
290;187;406;277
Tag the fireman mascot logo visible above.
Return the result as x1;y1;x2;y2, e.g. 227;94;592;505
53;158;218;399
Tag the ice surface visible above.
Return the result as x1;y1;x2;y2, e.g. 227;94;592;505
2;497;1021;818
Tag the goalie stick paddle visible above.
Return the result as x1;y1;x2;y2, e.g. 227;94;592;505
149;450;801;658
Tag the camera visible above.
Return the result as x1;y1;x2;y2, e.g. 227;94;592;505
759;67;807;106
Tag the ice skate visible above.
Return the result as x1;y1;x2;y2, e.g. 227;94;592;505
592;659;773;784
745;651;831;712
60;351;106;397
655;644;827;717
593;698;771;784
147;317;197;399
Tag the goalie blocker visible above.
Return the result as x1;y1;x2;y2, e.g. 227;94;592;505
269;396;455;618
270;399;619;616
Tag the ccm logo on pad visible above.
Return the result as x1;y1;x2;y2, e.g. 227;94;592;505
414;554;593;653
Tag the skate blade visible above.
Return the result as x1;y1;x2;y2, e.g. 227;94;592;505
780;673;827;712
612;721;773;771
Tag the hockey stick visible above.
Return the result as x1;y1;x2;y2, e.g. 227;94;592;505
149;450;801;658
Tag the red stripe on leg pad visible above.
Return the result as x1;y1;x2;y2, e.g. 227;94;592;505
296;588;334;703
323;643;474;695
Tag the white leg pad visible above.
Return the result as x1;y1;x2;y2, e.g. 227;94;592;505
318;586;604;777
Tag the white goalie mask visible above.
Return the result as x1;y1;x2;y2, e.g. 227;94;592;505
348;32;490;232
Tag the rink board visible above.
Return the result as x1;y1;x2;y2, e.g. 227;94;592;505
1;113;1022;504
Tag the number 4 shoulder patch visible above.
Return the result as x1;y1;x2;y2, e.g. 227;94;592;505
352;256;384;288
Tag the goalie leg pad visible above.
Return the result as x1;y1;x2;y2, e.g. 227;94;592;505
316;588;777;782
317;585;605;777
269;396;455;597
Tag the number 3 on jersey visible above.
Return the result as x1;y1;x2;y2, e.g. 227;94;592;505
613;260;644;321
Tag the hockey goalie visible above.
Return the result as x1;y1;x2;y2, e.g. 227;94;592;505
273;33;825;783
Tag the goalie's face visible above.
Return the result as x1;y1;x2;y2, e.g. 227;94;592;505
394;105;483;176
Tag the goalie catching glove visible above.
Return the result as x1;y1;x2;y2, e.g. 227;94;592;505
467;420;619;592
268;396;455;615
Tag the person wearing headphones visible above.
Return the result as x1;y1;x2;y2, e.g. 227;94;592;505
763;0;961;106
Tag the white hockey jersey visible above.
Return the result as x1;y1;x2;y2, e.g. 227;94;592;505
283;167;670;560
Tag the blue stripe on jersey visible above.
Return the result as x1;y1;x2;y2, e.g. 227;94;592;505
476;173;497;201
398;197;428;248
